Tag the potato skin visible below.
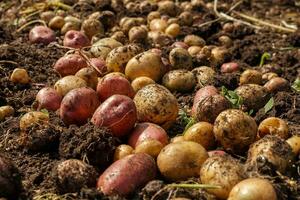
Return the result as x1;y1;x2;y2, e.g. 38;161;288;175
157;141;208;181
63;30;90;49
29;25;56;44
97;153;156;196
36;87;62;111
91;94;137;137
162;69;196;92
169;47;192;70
54;54;87;76
54;75;87;96
131;76;155;92
214;109;257;153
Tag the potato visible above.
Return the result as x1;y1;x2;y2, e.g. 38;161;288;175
264;77;289;92
221;62;239;73
214;109;257;153
149;19;168;32
111;31;127;44
90;57;107;75
218;35;232;48
157;141;208;181
208;150;226;157
246;135;294;174
64;16;81;26
91;94;137;137
211;47;230;66
135;139;164;158
20;111;49;132
106;44;141;73
114;144;134;161
158;0;178;17
90;37;122;58
49;16;65;30
165;23;180;38
36;87;62;111
97;153;156;196
240;69;263;85
63;30;90;49
228;178;277;200
54;75;87;96
40;11;55;23
128;26;148;43
61;22;80;35
178;11;193;26
60;87;100;125
0;106;14;121
131;76;155;92
149;32;173;47
286;135;300;155
169;48;192;70
133;84;179;129
200;155;245;199
170;135;185;143
258;117;289;139
125;51;166;82
235;84;269;111
196;94;231;123
183;122;215;150
191;66;215;87
10;68;30;84
81;18;104;39
96;73;134;101
184;35;205;47
75;67;98;89
172;41;189;49
262;72;278;81
147;11;161;23
162;69;196;92
128;122;168;148
188;46;202;56
121;17;145;33
54;54;87;76
29;26;56;44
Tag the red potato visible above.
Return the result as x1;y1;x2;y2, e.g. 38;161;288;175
97;153;156;196
90;58;107;75
96;74;135;102
91;94;137;137
63;30;90;49
191;86;218;117
221;62;239;73
54;54;87;76
208;150;227;157
29;25;56;44
60;87;100;125
128;122;169;148
36;87;62;111
171;41;189;49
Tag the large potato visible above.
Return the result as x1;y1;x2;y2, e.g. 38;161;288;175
133;84;179;129
214;109;257;153
162;69;196;92
125;51;166;82
90;37;122;58
157;141;208;181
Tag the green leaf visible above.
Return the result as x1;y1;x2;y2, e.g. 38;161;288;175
264;97;274;114
40;109;49;115
259;52;271;67
221;86;243;109
291;78;300;93
248;109;254;116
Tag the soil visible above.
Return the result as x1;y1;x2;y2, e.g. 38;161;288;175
0;0;300;199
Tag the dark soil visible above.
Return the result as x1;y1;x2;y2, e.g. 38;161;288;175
0;0;299;199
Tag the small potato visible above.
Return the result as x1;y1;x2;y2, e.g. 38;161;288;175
134;84;179;129
81;18;104;39
111;31;127;44
214;109;257;153
221;62;239;73
91;37;122;58
150;32;173;47
0;106;14;121
63;30;90;49
106;44;141;73
157;141;208;181
61;22;81;34
125;51;165;82
90;57;107;75
96;74;135;101
64;16;81;26
183;122;215;150
211;47;230;66
158;0;178;17
36;87;62;111
149;19;168;32
171;41;189;49
40;11;55;23
258;117;289;139
264;77;289;92
131;77;155;92
218;35;232;48
165;23;180;38
60;87;100;125
240;69;263;85
169;48;192;70
129;26;148;43
188;46;202;56
286;135;300;155
54;75;87;96
75;67;98;89
184;35;205;47
10;68;30;84
91;95;137;137
54;54;87;76
170;135;185;143
162;69;196;92
97;153;156;196
19;111;49;132
49;16;65;30
262;72;278;82
147;11;161;23
200;155;245;199
114;144;134;161
121;17;145;33
29;26;56;44
178;11;193;26
135;139;164;158
191;66;215;87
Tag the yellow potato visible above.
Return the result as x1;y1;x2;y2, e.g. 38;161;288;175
19;111;49;132
114;144;134;161
162;69;196;92
286;135;300;155
258;117;289;139
90;37;122;58
10;68;30;84
75;67;98;89
134;139;164;158
131;76;155;92
0;106;14;121
54;75;87;96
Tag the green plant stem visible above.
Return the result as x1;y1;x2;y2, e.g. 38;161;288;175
168;183;221;189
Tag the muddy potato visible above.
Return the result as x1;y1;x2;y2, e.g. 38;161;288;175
125;51;165;82
90;37;123;58
53;54;87;76
75;67;98;89
129;26;148;43
214;109;257;153
211;46;230;66
36;87;62;111
184;35;205;47
64;15;81;26
114;144;134;161
240;69;263;85
0;106;14;121
63;30;90;49
162;69;196;92
121;17;145;33
169;48;192;70
150;32;173;47
183;122;215;150
170;135;185;143
29;26;56;44
200;155;245;199
149;18;168;32
20;111;49;132
135;139;164;158
49;16;65;30
188;46;202;56
10;68;30;84
191;66;215;87
158;0;178;17
133;84;179;129
111;31;127;44
264;77;289;92
131;76;155;92
221;62;239;73
246;135;294;174
106;44;141;73
157;141;208;181
235;84;269;111
218;35;232;48
178;11;193;26
40;11;55;23
286;135;300;155
81;18;104;39
258;117;289;139
165;23;180;38
54;75;87;96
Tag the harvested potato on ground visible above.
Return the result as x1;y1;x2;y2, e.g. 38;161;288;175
170;135;185;143
36;87;62;111
165;23;180;38
235;84;269;111
184;35;205;47
135;139;164;158
240;69;263;85
246;135;294;174
133;84;179;129
61;22;80;35
169;48;192;70
183;122;215;150
162;69;196;92
29;25;56;44
157;0;178;17
191;66;215;87
0;106;14;121
131;76;155;92
75;67;98;89
149;19;168;32
49;16;65;30
81;18;104;39
90;37;122;58
106;44;141;73
125;51;166;82
157;141;208;181
20;111;49;132
286;135;300;155
114;144;134;161
54;75;87;96
97;153;156;196
228;178;277;200
121;17;145;33
258;117;289;139
221;62;239;73
53;54;87;76
264;77;289;92
214;109;257;153
188;46;202;56
211;47;230;66
128;26;148;43
200;155;245;199
10;68;30;84
63;30;90;49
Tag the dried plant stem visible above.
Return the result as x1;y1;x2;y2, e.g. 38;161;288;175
16;19;46;32
168;183;221;189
